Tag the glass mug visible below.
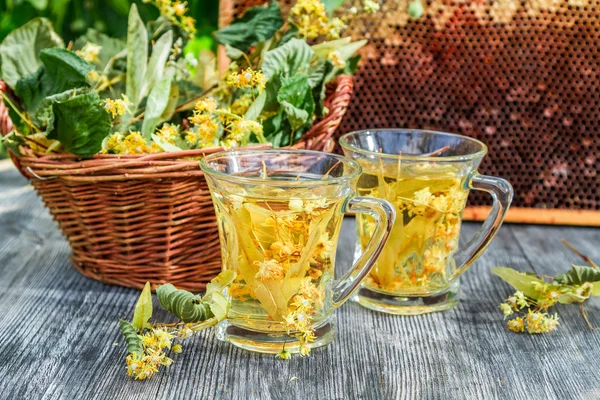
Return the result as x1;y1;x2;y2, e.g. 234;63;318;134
340;129;513;315
200;149;395;354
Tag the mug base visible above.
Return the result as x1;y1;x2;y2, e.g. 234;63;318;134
353;284;459;315
216;320;336;354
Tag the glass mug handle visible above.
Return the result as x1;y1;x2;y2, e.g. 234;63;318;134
449;173;514;281
331;197;396;307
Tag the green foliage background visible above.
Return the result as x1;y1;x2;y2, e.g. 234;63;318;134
0;0;220;159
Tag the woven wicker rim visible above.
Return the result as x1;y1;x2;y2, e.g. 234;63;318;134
339;129;489;162
200;148;362;187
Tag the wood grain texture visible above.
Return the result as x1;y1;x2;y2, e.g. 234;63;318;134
0;159;599;400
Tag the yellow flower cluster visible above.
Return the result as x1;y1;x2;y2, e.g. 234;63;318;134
126;329;175;380
102;131;161;154
226;68;267;90
290;0;348;39
328;51;346;69
500;291;560;334
103;94;132;119
363;0;380;13
143;0;197;36
76;42;102;64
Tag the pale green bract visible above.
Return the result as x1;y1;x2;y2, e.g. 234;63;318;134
132;282;153;330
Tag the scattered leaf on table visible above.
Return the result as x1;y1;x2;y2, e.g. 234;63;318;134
491;267;548;300
132;282;153;330
119;319;143;357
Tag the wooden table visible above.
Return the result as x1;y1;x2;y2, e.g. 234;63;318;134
1;160;599;400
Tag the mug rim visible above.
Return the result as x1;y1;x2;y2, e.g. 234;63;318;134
200;149;362;187
339;129;488;162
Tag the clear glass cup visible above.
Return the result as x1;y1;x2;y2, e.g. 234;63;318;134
340;129;513;315
200;149;395;354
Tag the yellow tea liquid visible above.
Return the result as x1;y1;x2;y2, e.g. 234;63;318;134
356;162;469;295
211;184;345;339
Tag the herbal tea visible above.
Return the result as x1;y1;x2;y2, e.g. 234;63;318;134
356;162;469;295
212;185;346;347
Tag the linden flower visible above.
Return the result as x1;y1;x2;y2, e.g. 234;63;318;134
328;51;346;69
328;17;346;40
77;42;102;63
290;0;330;39
103;94;132;119
363;0;381;13
230;93;253;116
507;317;525;333
500;303;513;318
156;124;180;144
271;240;294;257
299;345;311;357
317;232;335;259
226;68;267;90
172;344;183;354
289;198;304;213
254;259;285;281
173;1;187;16
229;119;263;142
276;349;292;360
413;187;434;206
194;98;217;113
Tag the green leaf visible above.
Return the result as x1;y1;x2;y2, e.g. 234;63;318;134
279;24;299;45
30;88;79;128
141;77;173;139
0;131;26;156
25;0;49;10
344;54;362;75
311;38;367;62
277;74;315;133
74;29;126;69
225;44;245;60
16;48;92;113
244;89;267;121
213;1;284;53
119;319;143;357
491;267;548;300
125;4;148;111
203;270;236;299
50;91;112;156
557;291;591;305
132;282;153;330
156;284;213;323
593;283;600;297
0;18;64;89
141;30;173;101
262;38;314;80
408;0;425;19
554;265;600;286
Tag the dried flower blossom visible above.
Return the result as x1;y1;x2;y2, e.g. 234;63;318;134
76;42;102;63
103;94;132;119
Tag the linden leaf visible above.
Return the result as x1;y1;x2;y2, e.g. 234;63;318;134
132;282;153;330
0;18;64;89
491;267;547;300
124;3;148;122
49;90;111;156
156;284;213;323
208;292;229;322
204;270;236;300
119;319;143;357
554;265;600;286
213;1;284;53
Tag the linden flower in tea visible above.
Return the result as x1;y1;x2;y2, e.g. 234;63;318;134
356;161;469;293
212;189;346;353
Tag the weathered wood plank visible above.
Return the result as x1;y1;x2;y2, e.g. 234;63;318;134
0;160;599;400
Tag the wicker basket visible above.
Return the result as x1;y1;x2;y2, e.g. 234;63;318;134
0;76;354;291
